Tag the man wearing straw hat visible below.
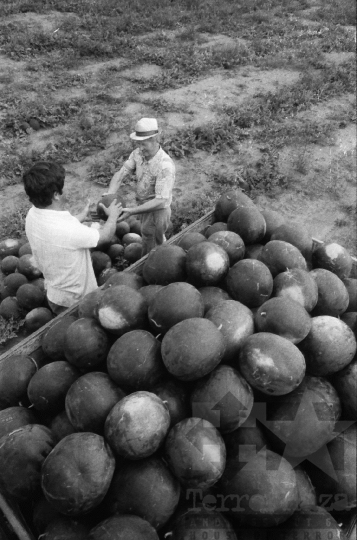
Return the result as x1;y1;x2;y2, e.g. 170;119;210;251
105;117;175;256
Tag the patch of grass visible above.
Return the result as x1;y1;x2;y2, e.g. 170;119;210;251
0;317;25;346
312;0;356;26
0;201;30;240
170;190;217;235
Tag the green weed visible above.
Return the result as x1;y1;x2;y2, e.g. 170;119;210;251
0;201;30;240
0;317;26;346
170;190;217;235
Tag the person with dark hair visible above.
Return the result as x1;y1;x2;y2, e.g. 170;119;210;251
23;161;123;315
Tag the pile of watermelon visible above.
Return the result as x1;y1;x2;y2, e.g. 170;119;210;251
0;196;144;338
0;189;356;540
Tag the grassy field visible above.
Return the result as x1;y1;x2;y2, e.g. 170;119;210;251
0;0;356;344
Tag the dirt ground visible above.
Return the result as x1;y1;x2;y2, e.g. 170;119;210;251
0;2;356;253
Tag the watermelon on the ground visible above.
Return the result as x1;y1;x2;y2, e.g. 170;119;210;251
0;355;38;408
215;190;255;222
261;209;285;241
16;283;45;311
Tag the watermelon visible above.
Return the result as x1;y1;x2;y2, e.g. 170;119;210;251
104;391;170;459
264;375;341;457
0;406;37;440
78;288;103;319
18;242;32;257
27;360;80;414
205;222;228;237
331;357;357;419
190;364;254;433
198;286;231;314
148;282;204;333
89;515;159;540
143;244;186;285
49;410;76;443
217;448;298;527
1;255;19;275
295;467;317;508
271;223;313;260
169;508;237;540
0;424;55;499
343;278;357;312
261;209;285;241
0;355;38;408
227;206;266;245
258;240;307;277
98;268;119;288
64;318;110;369
18;254;42;279
310;268;349;316
276;505;346;540
115;221;130;238
244;243;264;260
208;230;245;265
341;312;357;337
25;307;53;333
65;372;125;434
226;259;273;308
107;330;165;390
299;316;356;376
150;378;190;428
223;416;271;460
106;456;180;529
122;232;142;246
102;272;144;290
205;300;254;362
161;318;226;381
215;190;255;222
313;243;353;279
107;243;124;260
130;219;141;235
33;496;60;535
41;315;77;360
164;417;226;489
0;296;22;319
43;517;90;539
186;242;230;287
139;284;164;305
0;238;22;258
91;251;112;276
16;283;45;311
124;242;143;263
178;232;207;251
97;194;126;221
238;333;306;395
41;432;115;515
254;297;311;344
273;268;318;312
97;285;147;336
2;272;28;296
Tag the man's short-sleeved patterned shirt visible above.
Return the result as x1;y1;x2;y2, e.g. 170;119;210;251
124;146;175;207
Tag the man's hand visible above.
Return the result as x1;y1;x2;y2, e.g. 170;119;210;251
116;211;132;223
75;198;92;222
98;198;123;221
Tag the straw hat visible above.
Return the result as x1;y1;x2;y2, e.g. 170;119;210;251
130;118;159;141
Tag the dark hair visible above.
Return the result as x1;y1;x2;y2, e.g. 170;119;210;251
23;162;65;208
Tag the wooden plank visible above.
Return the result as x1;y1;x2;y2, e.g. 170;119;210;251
0;494;35;540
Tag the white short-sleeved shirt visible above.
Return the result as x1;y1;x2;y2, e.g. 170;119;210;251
124;147;175;207
25;207;100;307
